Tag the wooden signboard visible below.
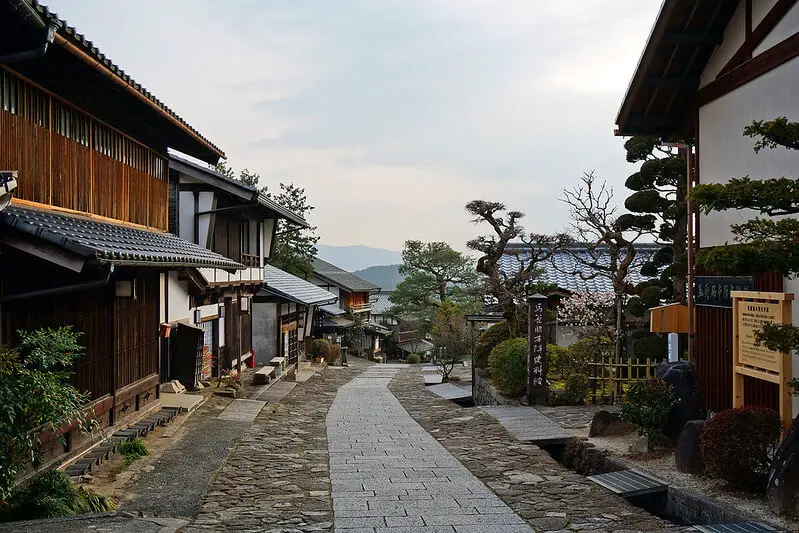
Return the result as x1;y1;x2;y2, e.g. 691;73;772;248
732;291;793;431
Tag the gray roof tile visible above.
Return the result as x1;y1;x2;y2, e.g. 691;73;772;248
500;244;659;293
1;205;242;269
263;264;337;305
312;258;381;293
371;292;394;314
318;304;346;316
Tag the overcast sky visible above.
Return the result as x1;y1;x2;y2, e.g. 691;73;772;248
47;0;660;251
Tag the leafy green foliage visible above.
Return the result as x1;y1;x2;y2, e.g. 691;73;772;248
744;116;799;152
406;353;421;364
342;312;365;355
631;334;668;360
311;338;329;358
620;379;676;445
564;336;610;377
692;177;799;217
390;241;479;322
563;373;589;405
473;322;512;370
0;469;114;522
700;406;782;490
547;343;568;378
489;338;528;397
430;301;471;380
0;328;89;500
118;438;148;463
268;183;320;279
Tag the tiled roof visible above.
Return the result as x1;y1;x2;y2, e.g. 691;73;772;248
1;205;242;269
312;258;381;293
263;264;337;306
371;292;394;315
499;244;659;293
31;1;223;159
318;304;346;316
322;316;354;328
397;339;434;353
169;155;308;228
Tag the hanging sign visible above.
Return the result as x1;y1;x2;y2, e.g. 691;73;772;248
732;291;793;433
695;276;754;308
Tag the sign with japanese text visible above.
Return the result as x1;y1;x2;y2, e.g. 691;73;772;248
527;295;548;404
695;276;753;308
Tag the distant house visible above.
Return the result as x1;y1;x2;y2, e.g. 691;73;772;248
499;243;659;345
615;0;799;416
254;265;337;367
309;258;390;358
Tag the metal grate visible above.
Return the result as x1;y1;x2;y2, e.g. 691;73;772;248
587;469;668;497
693;524;784;533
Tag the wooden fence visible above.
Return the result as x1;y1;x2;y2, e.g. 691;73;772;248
586;357;658;404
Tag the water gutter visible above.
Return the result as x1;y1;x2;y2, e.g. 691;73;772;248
0;263;114;303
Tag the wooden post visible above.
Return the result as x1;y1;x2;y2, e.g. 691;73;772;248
527;294;548;405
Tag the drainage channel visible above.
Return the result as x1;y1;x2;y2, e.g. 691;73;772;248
536;440;787;533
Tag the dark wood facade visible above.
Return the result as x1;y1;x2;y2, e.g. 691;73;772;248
0;67;169;229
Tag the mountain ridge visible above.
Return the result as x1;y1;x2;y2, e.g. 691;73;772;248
316;244;402;272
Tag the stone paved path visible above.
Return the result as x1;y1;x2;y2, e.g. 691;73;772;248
327;365;533;533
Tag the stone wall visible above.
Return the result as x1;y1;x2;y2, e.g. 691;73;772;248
472;368;509;406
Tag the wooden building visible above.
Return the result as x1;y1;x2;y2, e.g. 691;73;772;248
165;156;309;386
0;1;235;460
309;257;387;357
616;0;799;416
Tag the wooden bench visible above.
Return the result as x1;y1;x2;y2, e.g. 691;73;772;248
253;365;276;385
270;357;286;375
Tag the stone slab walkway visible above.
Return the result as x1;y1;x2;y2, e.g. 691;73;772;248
217;398;267;423
327;365;533;533
479;406;572;444
390;366;686;532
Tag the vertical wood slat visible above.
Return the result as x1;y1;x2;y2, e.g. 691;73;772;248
114;273;159;390
695;271;783;413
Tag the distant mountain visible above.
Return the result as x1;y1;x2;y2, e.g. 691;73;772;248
353;264;404;291
316;244;402;272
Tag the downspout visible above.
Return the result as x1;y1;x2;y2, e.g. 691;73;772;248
0;263;114;303
0;19;60;65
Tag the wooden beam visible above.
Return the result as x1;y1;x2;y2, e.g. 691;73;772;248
1;230;86;272
718;0;798;76
699;33;799;106
642;75;700;88
661;32;723;45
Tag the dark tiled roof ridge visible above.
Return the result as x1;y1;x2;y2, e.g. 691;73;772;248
31;1;224;159
312;257;381;292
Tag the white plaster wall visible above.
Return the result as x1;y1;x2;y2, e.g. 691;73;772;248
178;191;195;242
197;192;215;249
754;2;799;55
166;271;191;322
700;1;747;87
753;0;779;27
263;219;275;258
698;56;799;248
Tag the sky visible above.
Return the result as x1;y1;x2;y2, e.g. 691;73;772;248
46;0;661;252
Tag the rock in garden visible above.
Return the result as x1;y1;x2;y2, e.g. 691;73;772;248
589;410;634;437
767;414;799;516
631;435;649;453
656;361;704;439
675;419;705;473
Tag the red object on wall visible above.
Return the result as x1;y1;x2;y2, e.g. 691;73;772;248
249;349;255;368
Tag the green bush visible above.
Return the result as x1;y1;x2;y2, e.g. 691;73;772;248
547;344;568;378
632;334;668;360
620;379;676;445
564;373;589;404
311;338;329;358
700;406;782;490
407;353;421;364
474;322;512;369
0;469;114;522
564;337;608;377
118;438;148;462
489;338;528;397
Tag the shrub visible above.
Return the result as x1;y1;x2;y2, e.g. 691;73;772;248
489;338;528;397
474;322;513;370
564;337;607;377
118;438;148;462
547;344;568;378
407;353;421;364
311;338;329;358
620;379;676;445
564;373;589;405
324;343;341;363
700;406;782;490
0;469;114;522
631;334;668;360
